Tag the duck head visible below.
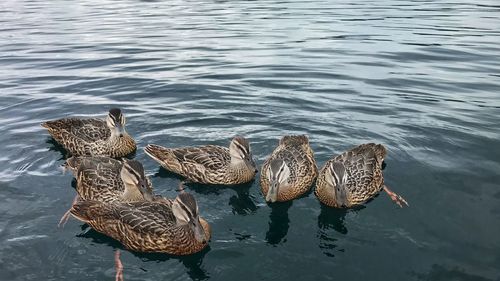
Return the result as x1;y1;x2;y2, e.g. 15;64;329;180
172;192;207;244
106;108;126;138
265;159;290;203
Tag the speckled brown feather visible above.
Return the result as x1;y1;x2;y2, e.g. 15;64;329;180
145;143;256;185
66;156;153;202
260;135;318;202
70;200;211;255
315;143;387;208
42;116;136;157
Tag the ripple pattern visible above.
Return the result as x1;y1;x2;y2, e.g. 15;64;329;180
1;0;500;280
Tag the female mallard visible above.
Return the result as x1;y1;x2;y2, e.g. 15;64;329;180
66;156;153;202
260;135;318;203
59;156;154;226
144;136;257;185
314;143;408;208
70;192;211;255
42;108;136;157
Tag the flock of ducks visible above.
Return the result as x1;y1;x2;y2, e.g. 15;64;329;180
42;108;408;278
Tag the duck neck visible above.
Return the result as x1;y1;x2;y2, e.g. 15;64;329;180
229;157;252;179
108;130;135;152
121;182;143;201
229;157;246;169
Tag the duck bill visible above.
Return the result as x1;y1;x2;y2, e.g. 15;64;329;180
193;218;207;243
266;180;279;203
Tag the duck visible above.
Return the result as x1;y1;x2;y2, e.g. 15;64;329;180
314;143;408;208
70;192;211;255
59;156;154;227
42;108;136;158
66;156;154;202
144;136;257;185
260;135;318;203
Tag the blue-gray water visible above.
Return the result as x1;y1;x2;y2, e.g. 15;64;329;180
1;0;500;280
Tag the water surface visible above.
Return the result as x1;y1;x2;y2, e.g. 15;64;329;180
1;0;500;280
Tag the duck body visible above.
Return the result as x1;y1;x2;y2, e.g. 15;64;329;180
315;143;387;208
145;136;257;185
42;108;136;158
66;156;153;202
70;193;211;255
260;135;318;202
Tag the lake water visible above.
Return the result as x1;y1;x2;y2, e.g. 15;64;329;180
1;0;500;280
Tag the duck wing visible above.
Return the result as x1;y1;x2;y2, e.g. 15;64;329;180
71;200;176;235
116;201;177;235
76;158;123;201
337;147;380;195
172;145;230;172
70;119;110;142
44;118;109;142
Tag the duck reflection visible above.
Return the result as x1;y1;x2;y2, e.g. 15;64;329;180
228;181;258;215
317;204;351;235
45;138;67;160
154;167;259;215
77;228;210;280
134;247;210;281
152;166;185;181
317;204;363;257
265;201;293;245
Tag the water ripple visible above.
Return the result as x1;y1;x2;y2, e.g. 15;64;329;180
1;0;500;280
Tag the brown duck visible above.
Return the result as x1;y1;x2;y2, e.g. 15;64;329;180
59;156;154;227
144;136;257;185
70;192;211;255
42;108;136;157
314;143;408;208
260;135;318;202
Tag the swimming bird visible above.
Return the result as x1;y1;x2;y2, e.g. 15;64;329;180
42;108;136;157
314;143;408;208
144;136;257;185
260;135;318;203
59;156;154;227
70;192;211;255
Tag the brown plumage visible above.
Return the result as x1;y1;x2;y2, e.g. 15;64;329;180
315;143;407;208
144;136;257;185
70;193;211;255
66;156;154;202
260;135;318;202
58;156;157;228
42;108;136;157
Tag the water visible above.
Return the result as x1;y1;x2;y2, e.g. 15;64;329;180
1;0;500;280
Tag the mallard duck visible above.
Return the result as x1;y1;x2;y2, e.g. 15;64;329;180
144;136;258;185
70;192;211;255
314;143;408;208
42;108;136;157
260;135;318;203
66;156;153;202
59;156;154;227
